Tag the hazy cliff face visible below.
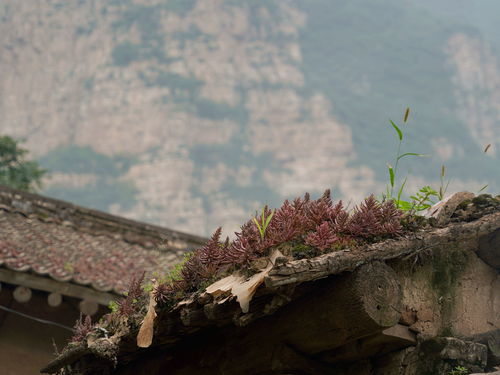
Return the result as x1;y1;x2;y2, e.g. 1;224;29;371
1;0;499;236
447;33;500;156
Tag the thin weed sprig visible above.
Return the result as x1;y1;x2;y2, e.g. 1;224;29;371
386;107;426;209
253;207;275;240
438;164;450;201
384;108;456;212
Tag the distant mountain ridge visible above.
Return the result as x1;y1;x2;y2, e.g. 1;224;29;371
0;0;498;236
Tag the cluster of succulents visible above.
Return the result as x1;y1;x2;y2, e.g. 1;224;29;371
152;190;404;307
69;190;406;342
70;315;94;343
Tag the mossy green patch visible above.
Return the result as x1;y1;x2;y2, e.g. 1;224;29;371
290;243;318;259
471;193;499;208
430;248;471;336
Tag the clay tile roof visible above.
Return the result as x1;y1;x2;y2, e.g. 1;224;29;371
0;185;207;294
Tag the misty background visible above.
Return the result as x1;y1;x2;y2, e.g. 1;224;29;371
1;0;499;237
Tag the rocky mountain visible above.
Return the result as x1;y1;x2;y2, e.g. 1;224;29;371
1;0;499;237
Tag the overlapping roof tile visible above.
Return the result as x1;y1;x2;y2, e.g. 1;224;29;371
0;186;206;294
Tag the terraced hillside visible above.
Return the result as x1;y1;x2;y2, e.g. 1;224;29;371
1;0;499;236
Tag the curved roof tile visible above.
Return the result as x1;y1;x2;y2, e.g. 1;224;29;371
0;186;207;295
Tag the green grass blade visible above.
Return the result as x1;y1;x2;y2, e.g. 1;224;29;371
390;120;403;141
478;184;488;193
443;180;450;196
387;164;395;188
397;177;407;202
264;209;275;228
253;217;262;234
396;152;426;161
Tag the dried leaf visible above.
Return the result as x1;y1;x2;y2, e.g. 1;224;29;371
204;249;283;313
232;250;280;313
137;283;157;348
205;274;245;298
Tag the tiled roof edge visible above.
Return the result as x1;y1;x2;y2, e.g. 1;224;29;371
0;267;118;303
0;185;207;251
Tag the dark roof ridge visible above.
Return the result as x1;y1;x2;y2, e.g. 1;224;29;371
0;185;207;250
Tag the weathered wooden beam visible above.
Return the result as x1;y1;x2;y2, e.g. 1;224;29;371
0;268;116;305
40;344;90;374
43;261;404;374
13;286;32;303
278;261;403;354
47;292;62;307
180;305;207;328
266;211;500;287
137;262;403;374
199;262;401;374
321;324;416;363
